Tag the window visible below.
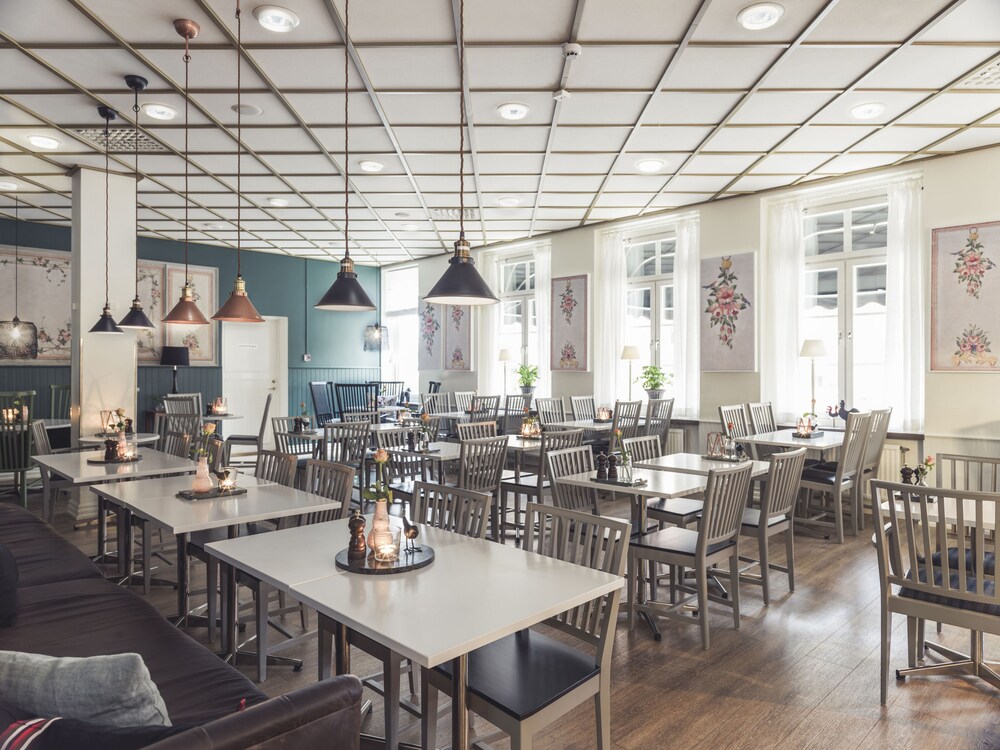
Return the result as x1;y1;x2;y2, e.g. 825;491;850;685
498;255;538;370
801;199;888;413
624;236;676;397
382;266;419;394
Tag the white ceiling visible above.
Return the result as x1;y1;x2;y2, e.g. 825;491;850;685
1;0;1000;264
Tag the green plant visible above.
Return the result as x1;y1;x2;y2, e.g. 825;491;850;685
635;365;670;391
516;363;539;387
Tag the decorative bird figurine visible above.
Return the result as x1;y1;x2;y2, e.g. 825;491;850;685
825;400;859;422
401;513;421;553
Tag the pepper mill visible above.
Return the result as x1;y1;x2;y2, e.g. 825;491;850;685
124;418;134;435
103;438;117;462
407;430;416;451
900;465;915;485
608;454;619;481
596;452;608;480
347;510;368;561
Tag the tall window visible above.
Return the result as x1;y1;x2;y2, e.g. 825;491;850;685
382;265;419;394
623;235;675;397
802;198;888;413
498;255;538;370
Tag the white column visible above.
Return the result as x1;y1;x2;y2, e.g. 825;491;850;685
70;166;138;442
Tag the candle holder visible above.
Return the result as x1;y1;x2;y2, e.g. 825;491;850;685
594;406;613;423
520;411;542;439
216;466;240;493
372;527;402;562
211;397;228;415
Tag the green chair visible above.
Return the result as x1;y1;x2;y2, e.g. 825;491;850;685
49;384;71;420
0;391;37;507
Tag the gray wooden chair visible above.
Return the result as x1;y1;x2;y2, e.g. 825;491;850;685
161;431;192;459
610;400;642;452
470;395;501;424
164;393;202;417
255;449;298;487
746;401;780;461
454;391;476;413
271;417;317;470
343;410;379;425
936;452;1000;492
376;429;428;501
421;393;450;416
645;398;674;451
456;421;497;441
570;395;601;445
459;435;509;539
502;394;530;434
225;393;272;466
621;435;704;531
533;397;564;427
719;403;752;441
546;446;600;515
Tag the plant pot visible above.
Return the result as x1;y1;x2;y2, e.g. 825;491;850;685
519;385;536;395
645;389;664;400
192;457;214;493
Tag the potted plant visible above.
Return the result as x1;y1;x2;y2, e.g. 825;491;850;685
516;363;539;397
636;365;671;400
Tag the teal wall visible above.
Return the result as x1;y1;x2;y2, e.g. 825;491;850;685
0;218;382;419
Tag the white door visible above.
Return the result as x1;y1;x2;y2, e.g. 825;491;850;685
222;316;287;449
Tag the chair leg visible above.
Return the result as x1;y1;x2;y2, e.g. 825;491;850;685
758;531;770;605
729;551;741;630
500;490;509;545
595;674;611;750
257;580;269;682
916;618;925;658
626;551;636;631
420;665;439;750
834;490;845;544
785;528;795;592
696;564;710;650
880;602;890;705
906;616;918;668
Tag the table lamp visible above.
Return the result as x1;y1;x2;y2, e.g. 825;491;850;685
798;339;827;421
620;345;641;400
498;348;513;395
160;346;190;395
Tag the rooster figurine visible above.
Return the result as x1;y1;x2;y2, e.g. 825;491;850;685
826;400;859;423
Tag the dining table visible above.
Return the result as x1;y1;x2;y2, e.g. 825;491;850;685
77;432;161;447
740;428;844;459
634;452;770;478
545;417;646;433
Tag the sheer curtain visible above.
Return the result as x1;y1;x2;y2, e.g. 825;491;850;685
594;230;626;406
762;199;805;423
475;252;501;395
673;216;700;418
534;243;552;398
885;176;924;431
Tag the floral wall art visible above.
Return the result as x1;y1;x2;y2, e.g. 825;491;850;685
700;253;755;372
550;275;588;372
164;264;218;365
932;220;1000;371
418;301;442;370
444;304;472;371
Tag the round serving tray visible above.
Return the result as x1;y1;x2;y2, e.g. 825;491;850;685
87;454;143;465
335;545;435;575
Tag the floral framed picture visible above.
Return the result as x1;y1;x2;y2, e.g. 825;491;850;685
931;220;1000;371
164;264;218;366
551;275;588;372
700;253;756;372
135;261;165;363
417;302;443;371
444;305;472;371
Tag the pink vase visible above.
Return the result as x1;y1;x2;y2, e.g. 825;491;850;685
366;500;391;555
192;457;213;493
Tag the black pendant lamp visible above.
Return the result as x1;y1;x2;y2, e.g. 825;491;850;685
0;194;39;359
117;74;155;330
314;0;375;312
213;0;264;323
424;0;498;306
164;19;210;326
90;106;124;335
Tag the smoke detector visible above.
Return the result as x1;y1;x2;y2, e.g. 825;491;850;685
553;89;571;102
562;43;582;59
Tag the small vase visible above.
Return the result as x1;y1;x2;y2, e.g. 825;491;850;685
367;499;391;555
621;459;633;484
192;457;213;493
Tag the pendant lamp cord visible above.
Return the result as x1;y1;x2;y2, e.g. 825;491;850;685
133;86;140;298
183;30;191;286
13;195;18;318
458;0;465;239
104;116;111;308
343;0;349;262
236;0;242;278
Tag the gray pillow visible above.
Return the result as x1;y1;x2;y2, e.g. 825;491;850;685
0;651;170;727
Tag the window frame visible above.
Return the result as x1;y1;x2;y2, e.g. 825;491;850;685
625;234;676;375
498;253;537;364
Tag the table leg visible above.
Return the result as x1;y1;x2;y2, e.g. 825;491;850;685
318;614;333;681
142;520;151;596
451;653;469;750
175;533;189;626
335;620;351;675
96;495;107;564
42;471;51;524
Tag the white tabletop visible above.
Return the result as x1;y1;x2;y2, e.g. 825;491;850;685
545;418;644;433
78;432;160;446
202;414;242;421
740;428;845;451
206;520;622;669
388;440;461;461
554;467;708;499
32;449;196;485
634;452;770;478
506;435;543;454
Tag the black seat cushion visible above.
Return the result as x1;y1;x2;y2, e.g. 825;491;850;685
225;434;258;443
632;526;734;556
434;629;598;721
500;474;544;491
918;548;996;577
900;566;1000;617
646;497;703;525
800;466;839;485
0;544;16;627
740;508;789;530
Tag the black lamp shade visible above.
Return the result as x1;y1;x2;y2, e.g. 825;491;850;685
424;255;499;306
159;345;190;367
0;317;38;360
315;271;376;311
90;306;123;334
118;299;156;330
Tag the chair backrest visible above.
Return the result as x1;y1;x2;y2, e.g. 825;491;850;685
523;502;629;664
458;435;508;495
421;393;450;416
872;480;1000;614
470;395;500;423
255;450;297;487
863;407;893;473
49;384;71;420
760;448;807;521
645;398;673;448
369;380;404;406
534;397;564;427
375;430;423;482
343;410;380;425
622;435;660;463
699;462;754;551
546;446;599;514
161;431;192;459
427;380;442;394
411;481;492;539
324;421;371;464
456;421;497;441
570;396;596;421
301;459;354;524
936;453;1000;493
832;410;872;485
309;382;334;426
502;394;530;434
747;402;777;434
334;383;379;418
610;400;642;451
154;413;200;441
532;429;584;492
205;437;225;472
255;393;274;445
718;404;752;439
454;391;476;412
29;420;51;457
271;417;316;456
0;392;35;476
165;393;202;416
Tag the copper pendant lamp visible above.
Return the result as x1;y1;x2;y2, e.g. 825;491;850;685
117;74;155;330
423;0;498;306
0;194;39;359
89;106;124;335
213;0;263;323
314;0;375;312
164;18;210;326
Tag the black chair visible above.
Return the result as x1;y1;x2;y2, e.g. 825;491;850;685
334;383;379;419
0;391;36;507
49;384;71;420
309;381;335;426
427;381;442;394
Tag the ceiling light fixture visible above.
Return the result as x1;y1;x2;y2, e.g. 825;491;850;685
314;0;376;312
89;106;124;335
496;195;520;207
497;102;529;120
164;18;210;326
267;196;288;207
27;135;60;150
0;181;17;192
142;102;176;121
636;159;664;173
737;2;784;30
358;159;384;173
202;222;225;230
252;5;300;32
424;0;499;307
213;1;264;323
117;74;156;331
850;101;886;120
231;103;263;116
400;223;419;232
0;194;39;359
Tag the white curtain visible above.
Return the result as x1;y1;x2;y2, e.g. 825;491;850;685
762;199;806;423
534;243;552;398
475;252;501;395
673;216;701;418
885;176;924;432
594;230;626;406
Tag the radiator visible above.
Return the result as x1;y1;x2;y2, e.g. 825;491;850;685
877;444;903;483
667;428;685;455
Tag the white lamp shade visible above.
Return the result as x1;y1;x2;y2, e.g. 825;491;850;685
799;339;827;358
620;345;642;361
498;348;513;362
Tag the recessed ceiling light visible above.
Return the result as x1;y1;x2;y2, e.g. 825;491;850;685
267;196;289;207
850;101;886;120
737;3;784;30
496;102;530;120
142;103;176;121
496;195;520;207
636;159;664;173
0;181;18;191
358;160;384;173
394;211;410;218
231;103;264;116
202;222;224;230
27;135;60;150
252;5;300;33
400;223;419;232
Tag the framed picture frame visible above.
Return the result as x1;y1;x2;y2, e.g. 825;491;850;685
444;304;472;371
700;253;756;372
550;274;588;372
417;302;443;371
164;263;218;366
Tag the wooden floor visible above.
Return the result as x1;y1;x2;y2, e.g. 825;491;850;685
25;488;1000;750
